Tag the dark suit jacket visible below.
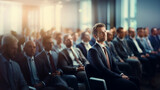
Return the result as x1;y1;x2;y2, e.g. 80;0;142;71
17;53;51;86
105;41;121;62
89;37;96;46
87;43;121;81
149;35;160;51
112;37;133;60
0;54;28;90
76;42;88;58
35;50;62;74
127;37;146;57
58;48;89;74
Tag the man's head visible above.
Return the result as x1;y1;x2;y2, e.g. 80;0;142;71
137;27;144;37
55;33;62;45
92;23;107;43
23;40;36;57
81;31;91;42
144;28;149;37
151;28;158;36
63;34;73;48
72;32;78;42
107;31;113;42
1;35;18;59
117;27;125;39
42;36;53;51
128;28;136;38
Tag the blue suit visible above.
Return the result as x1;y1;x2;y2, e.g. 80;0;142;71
87;43;138;90
149;35;160;51
0;54;28;90
76;42;88;58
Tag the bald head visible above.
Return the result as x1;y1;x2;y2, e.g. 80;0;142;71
23;40;36;57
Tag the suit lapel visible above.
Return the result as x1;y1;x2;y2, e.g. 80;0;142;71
95;44;112;68
62;49;73;65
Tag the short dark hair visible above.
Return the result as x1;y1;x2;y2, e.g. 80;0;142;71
136;27;143;32
92;23;106;36
151;27;156;33
81;31;88;40
42;35;52;45
116;27;123;34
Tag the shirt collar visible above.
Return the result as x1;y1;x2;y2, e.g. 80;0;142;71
96;41;106;48
117;36;124;41
24;52;34;60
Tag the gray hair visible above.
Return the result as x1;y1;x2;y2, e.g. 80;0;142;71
1;34;18;47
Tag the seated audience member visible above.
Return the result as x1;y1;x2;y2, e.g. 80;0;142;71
0;35;28;90
157;28;160;40
105;31;133;76
71;32;79;47
112;27;141;78
0;35;3;53
110;27;117;38
16;40;57;90
127;28;155;78
58;34;90;90
35;36;74;90
53;33;66;53
149;28;160;52
76;31;92;58
87;23;139;90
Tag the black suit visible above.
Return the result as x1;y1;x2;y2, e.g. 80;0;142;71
105;41;133;76
0;54;28;90
35;50;73;90
87;43;139;90
58;47;90;90
112;37;142;78
127;37;155;77
16;53;55;90
76;42;91;59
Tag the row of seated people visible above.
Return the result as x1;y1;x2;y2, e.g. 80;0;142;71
0;23;160;90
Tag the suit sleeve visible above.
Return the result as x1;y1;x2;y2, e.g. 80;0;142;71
16;63;29;90
77;48;89;65
87;48;121;80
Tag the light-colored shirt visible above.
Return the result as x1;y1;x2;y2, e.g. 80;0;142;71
67;47;82;66
82;41;92;51
131;37;143;53
24;53;40;85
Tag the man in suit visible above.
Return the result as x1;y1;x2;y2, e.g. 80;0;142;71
127;28;155;78
58;34;90;90
106;31;133;76
112;27;141;78
87;23;139;90
16;40;58;90
76;31;91;58
149;28;160;52
0;35;28;90
35;36;75;90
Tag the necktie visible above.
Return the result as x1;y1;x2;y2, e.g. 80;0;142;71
48;53;56;73
6;61;15;89
70;48;83;67
102;47;111;70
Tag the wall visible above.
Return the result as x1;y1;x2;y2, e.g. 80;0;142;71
137;0;160;29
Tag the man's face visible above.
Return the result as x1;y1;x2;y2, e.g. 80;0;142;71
144;30;149;37
44;38;53;51
64;35;73;48
129;29;136;38
6;42;18;59
96;27;107;42
73;33;78;42
152;28;158;35
107;32;113;41
56;36;62;44
118;29;125;39
83;32;91;42
24;41;36;57
138;29;144;37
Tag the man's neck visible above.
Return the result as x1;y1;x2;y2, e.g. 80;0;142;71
2;53;10;61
